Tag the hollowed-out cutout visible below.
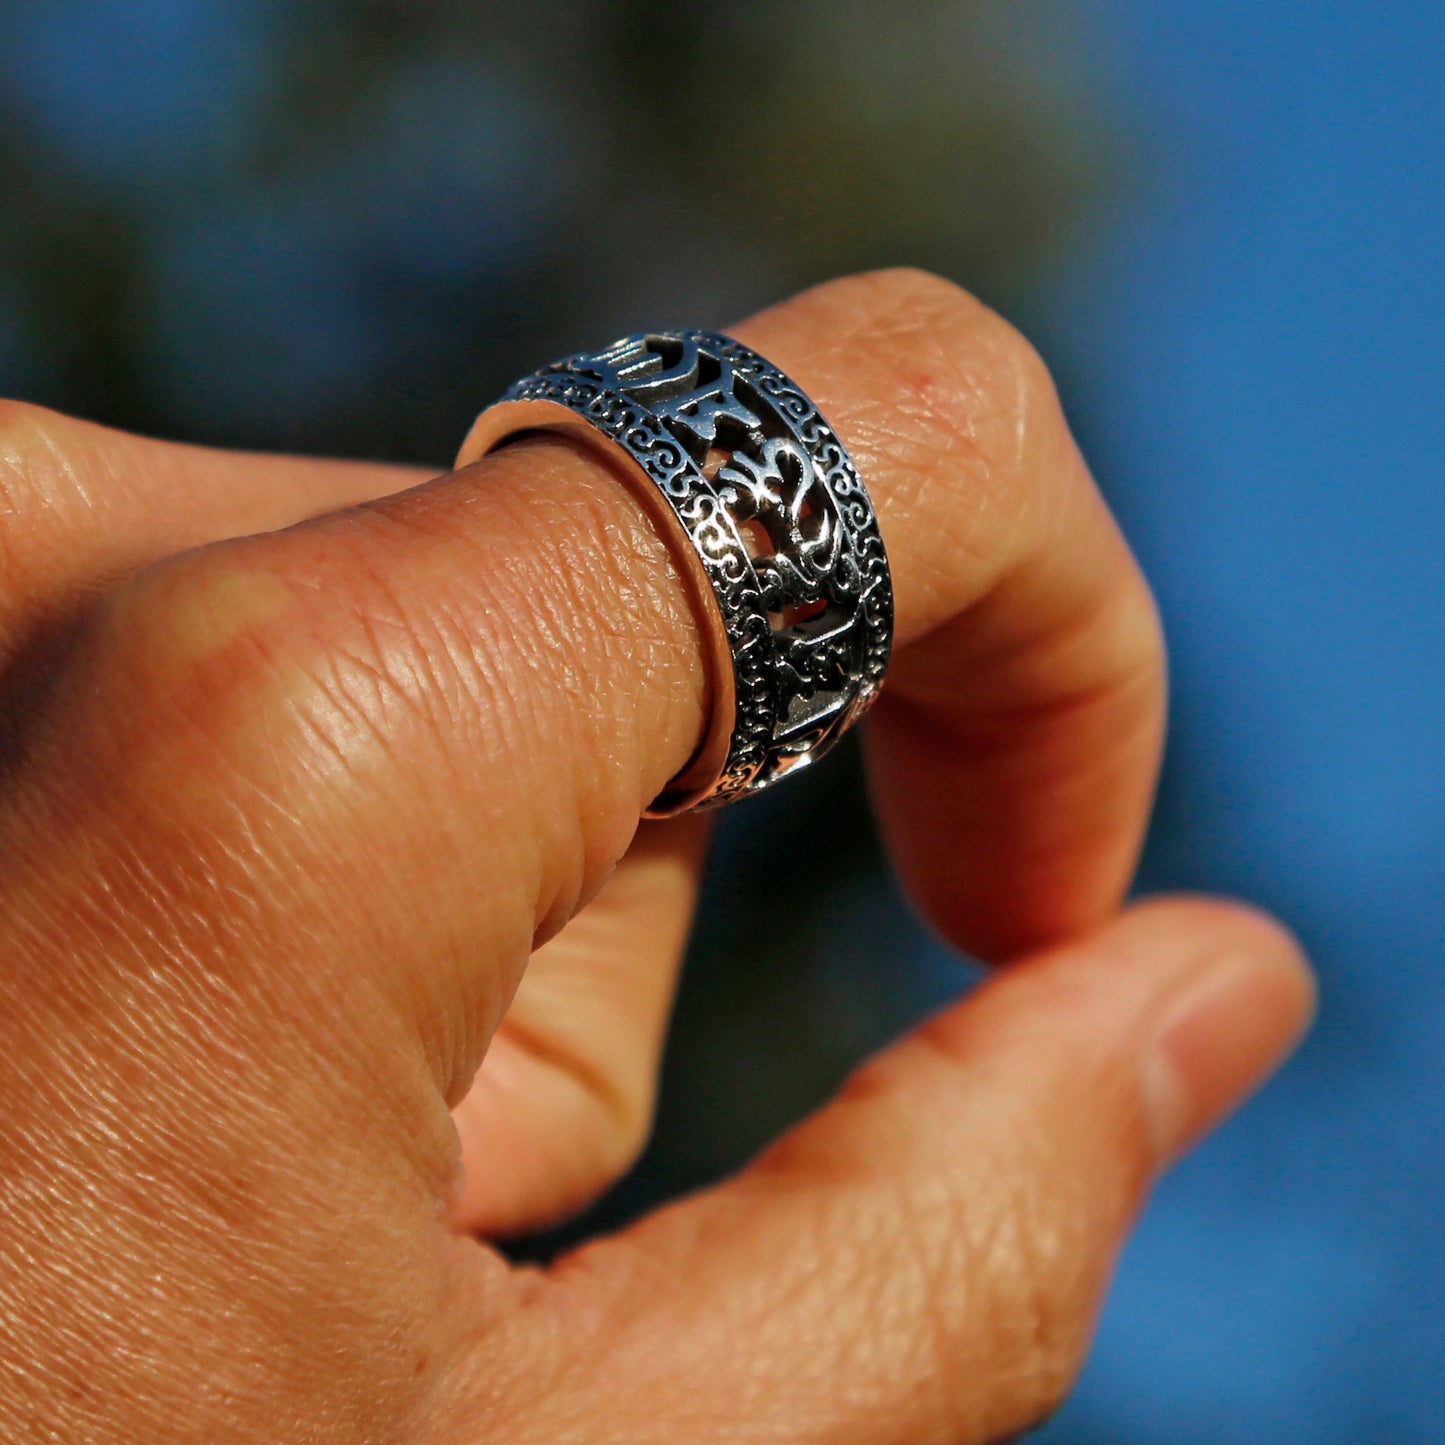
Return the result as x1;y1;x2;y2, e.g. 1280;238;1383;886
703;447;731;481
778;596;828;630
739;516;776;561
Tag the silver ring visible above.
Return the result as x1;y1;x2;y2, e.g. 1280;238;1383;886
457;330;893;815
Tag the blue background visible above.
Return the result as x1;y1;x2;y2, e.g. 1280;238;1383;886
0;3;1439;1439
1028;7;1445;1439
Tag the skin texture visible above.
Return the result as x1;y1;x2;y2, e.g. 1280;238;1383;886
0;271;1315;1442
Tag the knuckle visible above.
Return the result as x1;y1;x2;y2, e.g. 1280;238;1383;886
80;515;546;851
821;1157;1091;1440
83;536;418;800
967;1171;1096;1435
857;1041;1101;1435
96;545;304;721
837;266;1060;438
893;268;1058;458
826;1058;1101;1436
60;546;324;823
795;269;1069;585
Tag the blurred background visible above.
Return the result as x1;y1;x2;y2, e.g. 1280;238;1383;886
0;2;1439;1439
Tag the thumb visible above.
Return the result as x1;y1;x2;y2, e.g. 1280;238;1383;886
483;896;1315;1445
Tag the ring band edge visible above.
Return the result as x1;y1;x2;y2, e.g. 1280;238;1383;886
455;402;738;817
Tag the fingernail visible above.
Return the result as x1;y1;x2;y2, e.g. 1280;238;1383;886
1143;942;1315;1166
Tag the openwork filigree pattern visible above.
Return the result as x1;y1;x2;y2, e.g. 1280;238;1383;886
471;330;893;810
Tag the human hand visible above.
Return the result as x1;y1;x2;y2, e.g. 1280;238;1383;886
0;271;1313;1442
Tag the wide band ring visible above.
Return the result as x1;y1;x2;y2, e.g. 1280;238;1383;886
457;330;894;816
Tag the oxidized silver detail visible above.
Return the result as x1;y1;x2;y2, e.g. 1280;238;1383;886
459;330;893;814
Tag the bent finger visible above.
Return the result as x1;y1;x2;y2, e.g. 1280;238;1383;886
451;814;709;1237
728;276;1165;960
493;898;1314;1444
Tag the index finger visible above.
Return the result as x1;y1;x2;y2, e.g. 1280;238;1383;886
10;270;1160;1119
734;270;1164;959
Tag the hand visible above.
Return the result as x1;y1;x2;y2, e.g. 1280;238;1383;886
0;271;1313;1442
